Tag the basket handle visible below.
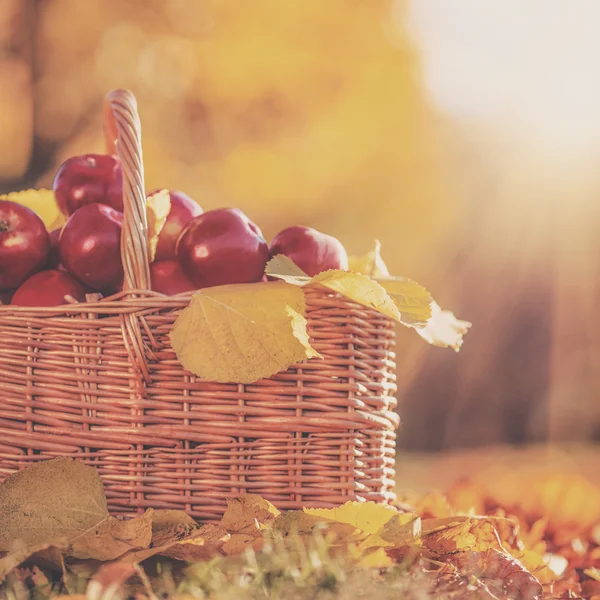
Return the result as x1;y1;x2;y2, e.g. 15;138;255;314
104;89;151;292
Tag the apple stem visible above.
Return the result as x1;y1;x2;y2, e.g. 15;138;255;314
0;220;9;232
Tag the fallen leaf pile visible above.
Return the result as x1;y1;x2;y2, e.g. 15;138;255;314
1;458;599;599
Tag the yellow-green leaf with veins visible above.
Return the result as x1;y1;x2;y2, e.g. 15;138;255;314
170;281;320;384
312;270;401;321
376;278;433;327
265;254;311;285
266;253;469;350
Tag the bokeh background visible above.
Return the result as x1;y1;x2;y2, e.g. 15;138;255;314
1;0;599;451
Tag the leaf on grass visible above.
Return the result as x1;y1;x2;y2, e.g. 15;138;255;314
348;240;390;278
0;189;65;231
170;281;320;384
0;457;108;550
421;516;503;557
272;511;363;544
146;189;171;263
159;523;230;562
69;510;153;561
86;562;137;600
415;301;471;351
304;501;400;534
449;548;542;600
0;540;68;584
149;509;199;547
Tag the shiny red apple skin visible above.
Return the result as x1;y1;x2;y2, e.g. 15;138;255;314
150;260;196;295
59;203;124;292
11;269;87;307
176;208;269;287
148;189;203;261
0;200;50;291
269;226;348;277
53;154;123;215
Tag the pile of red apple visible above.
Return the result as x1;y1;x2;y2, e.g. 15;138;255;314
0;154;349;307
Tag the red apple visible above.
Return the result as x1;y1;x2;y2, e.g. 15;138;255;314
11;270;87;307
148;189;203;261
53;154;123;215
59;203;123;292
176;208;269;287
0;200;50;291
269;226;348;277
150;260;196;295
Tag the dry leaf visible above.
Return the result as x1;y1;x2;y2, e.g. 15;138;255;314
170;281;320;383
69;511;153;561
0;540;68;584
146;189;171;263
450;548;543;600
221;495;280;534
149;510;199;547
421;516;503;557
0;458;108;550
0;189;65;231
348;240;390;277
415;301;471;351
304;501;401;534
159;523;230;562
272;511;362;543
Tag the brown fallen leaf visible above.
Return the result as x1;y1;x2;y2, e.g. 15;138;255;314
221;494;280;534
0;458;107;550
159;523;230;562
449;548;543;600
0;540;68;583
69;510;153;561
149;510;199;547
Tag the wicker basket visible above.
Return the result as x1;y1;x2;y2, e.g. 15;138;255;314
0;90;398;520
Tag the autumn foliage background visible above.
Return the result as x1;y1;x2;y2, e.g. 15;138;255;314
1;0;600;453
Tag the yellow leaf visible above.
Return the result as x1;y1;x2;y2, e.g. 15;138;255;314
348;240;390;278
0;189;65;231
376;278;432;327
265;254;311;285
415;301;471;351
311;270;401;322
146;188;171;263
170;281;320;384
421;516;503;557
304;501;400;534
273;511;364;544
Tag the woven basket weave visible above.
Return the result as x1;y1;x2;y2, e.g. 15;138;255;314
0;90;398;520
